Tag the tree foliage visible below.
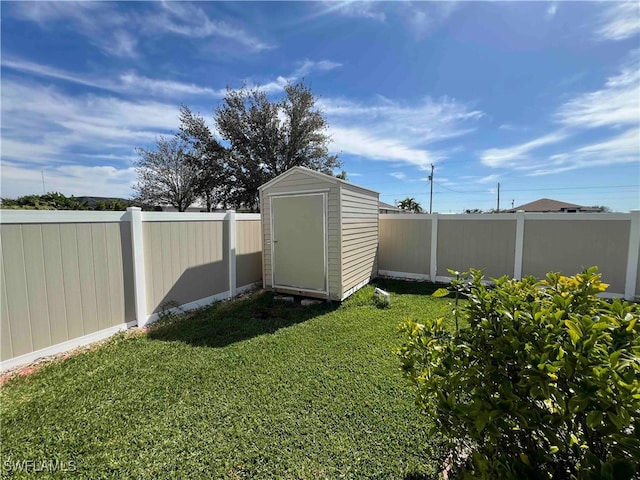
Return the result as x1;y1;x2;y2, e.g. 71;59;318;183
178;106;227;212
136;81;339;212
215;82;340;211
397;197;423;213
133;136;199;212
1;193;132;210
397;267;639;480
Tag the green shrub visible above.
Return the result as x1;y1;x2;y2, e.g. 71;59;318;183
397;267;639;479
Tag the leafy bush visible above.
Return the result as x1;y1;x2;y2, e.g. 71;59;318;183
397;267;639;479
0;192;88;210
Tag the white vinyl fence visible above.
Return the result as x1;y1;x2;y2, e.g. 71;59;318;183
0;208;261;370
2;209;638;370
379;211;640;301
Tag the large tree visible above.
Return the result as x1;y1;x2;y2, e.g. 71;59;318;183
178;106;228;212
133;135;199;212
215;81;340;211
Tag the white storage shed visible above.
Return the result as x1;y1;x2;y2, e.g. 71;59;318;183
259;166;379;301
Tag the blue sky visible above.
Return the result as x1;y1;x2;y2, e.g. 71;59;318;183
1;1;639;212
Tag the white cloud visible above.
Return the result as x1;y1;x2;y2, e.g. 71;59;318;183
147;1;273;52
476;174;501;184
9;1;114;30
1;161;136;199
315;1;386;22
483;52;640;171
595;1;640;42
1;57;106;90
389;172;407;180
481;132;568;168
1;79;180;165
2;56;340;99
322;96;482;142
118;72;225;97
555;54;640;129
7;0;273;57
293;59;342;78
498;123;529;132
330;127;438;168
245;59;343;94
546;3;558;19
401;2;457;39
322;95;482;169
104;30;139;58
528;128;640;176
9;1;136;58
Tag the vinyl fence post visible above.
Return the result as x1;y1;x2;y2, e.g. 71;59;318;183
127;207;148;327
624;209;640;301
513;210;525;280
430;213;438;282
227;210;237;299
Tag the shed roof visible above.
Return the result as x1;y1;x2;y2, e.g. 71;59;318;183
379;201;402;211
258;166;379;196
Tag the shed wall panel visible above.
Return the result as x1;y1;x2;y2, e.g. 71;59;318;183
340;185;379;296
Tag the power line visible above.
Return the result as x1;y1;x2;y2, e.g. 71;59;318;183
378;184;639;196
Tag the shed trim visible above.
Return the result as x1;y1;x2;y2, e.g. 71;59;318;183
258;166;379;196
267;188;330;196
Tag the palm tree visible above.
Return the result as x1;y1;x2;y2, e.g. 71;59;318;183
397;197;423;213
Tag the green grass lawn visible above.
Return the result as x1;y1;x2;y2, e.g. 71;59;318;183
1;280;455;479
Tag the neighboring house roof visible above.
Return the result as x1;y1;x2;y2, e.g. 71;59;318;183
379;201;402;212
510;198;602;213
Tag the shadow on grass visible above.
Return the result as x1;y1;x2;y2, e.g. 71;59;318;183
373;278;444;296
147;291;338;348
403;474;433;480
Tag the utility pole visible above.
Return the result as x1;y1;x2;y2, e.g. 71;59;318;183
428;164;434;214
41;170;46;195
496;182;500;212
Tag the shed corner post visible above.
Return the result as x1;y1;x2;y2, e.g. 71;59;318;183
227;209;237;299
624;209;640;301
127;207;148;327
513;210;526;280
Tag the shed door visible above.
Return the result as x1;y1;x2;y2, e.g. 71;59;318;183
272;194;326;292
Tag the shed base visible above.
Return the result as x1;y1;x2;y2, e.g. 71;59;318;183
271;286;330;300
